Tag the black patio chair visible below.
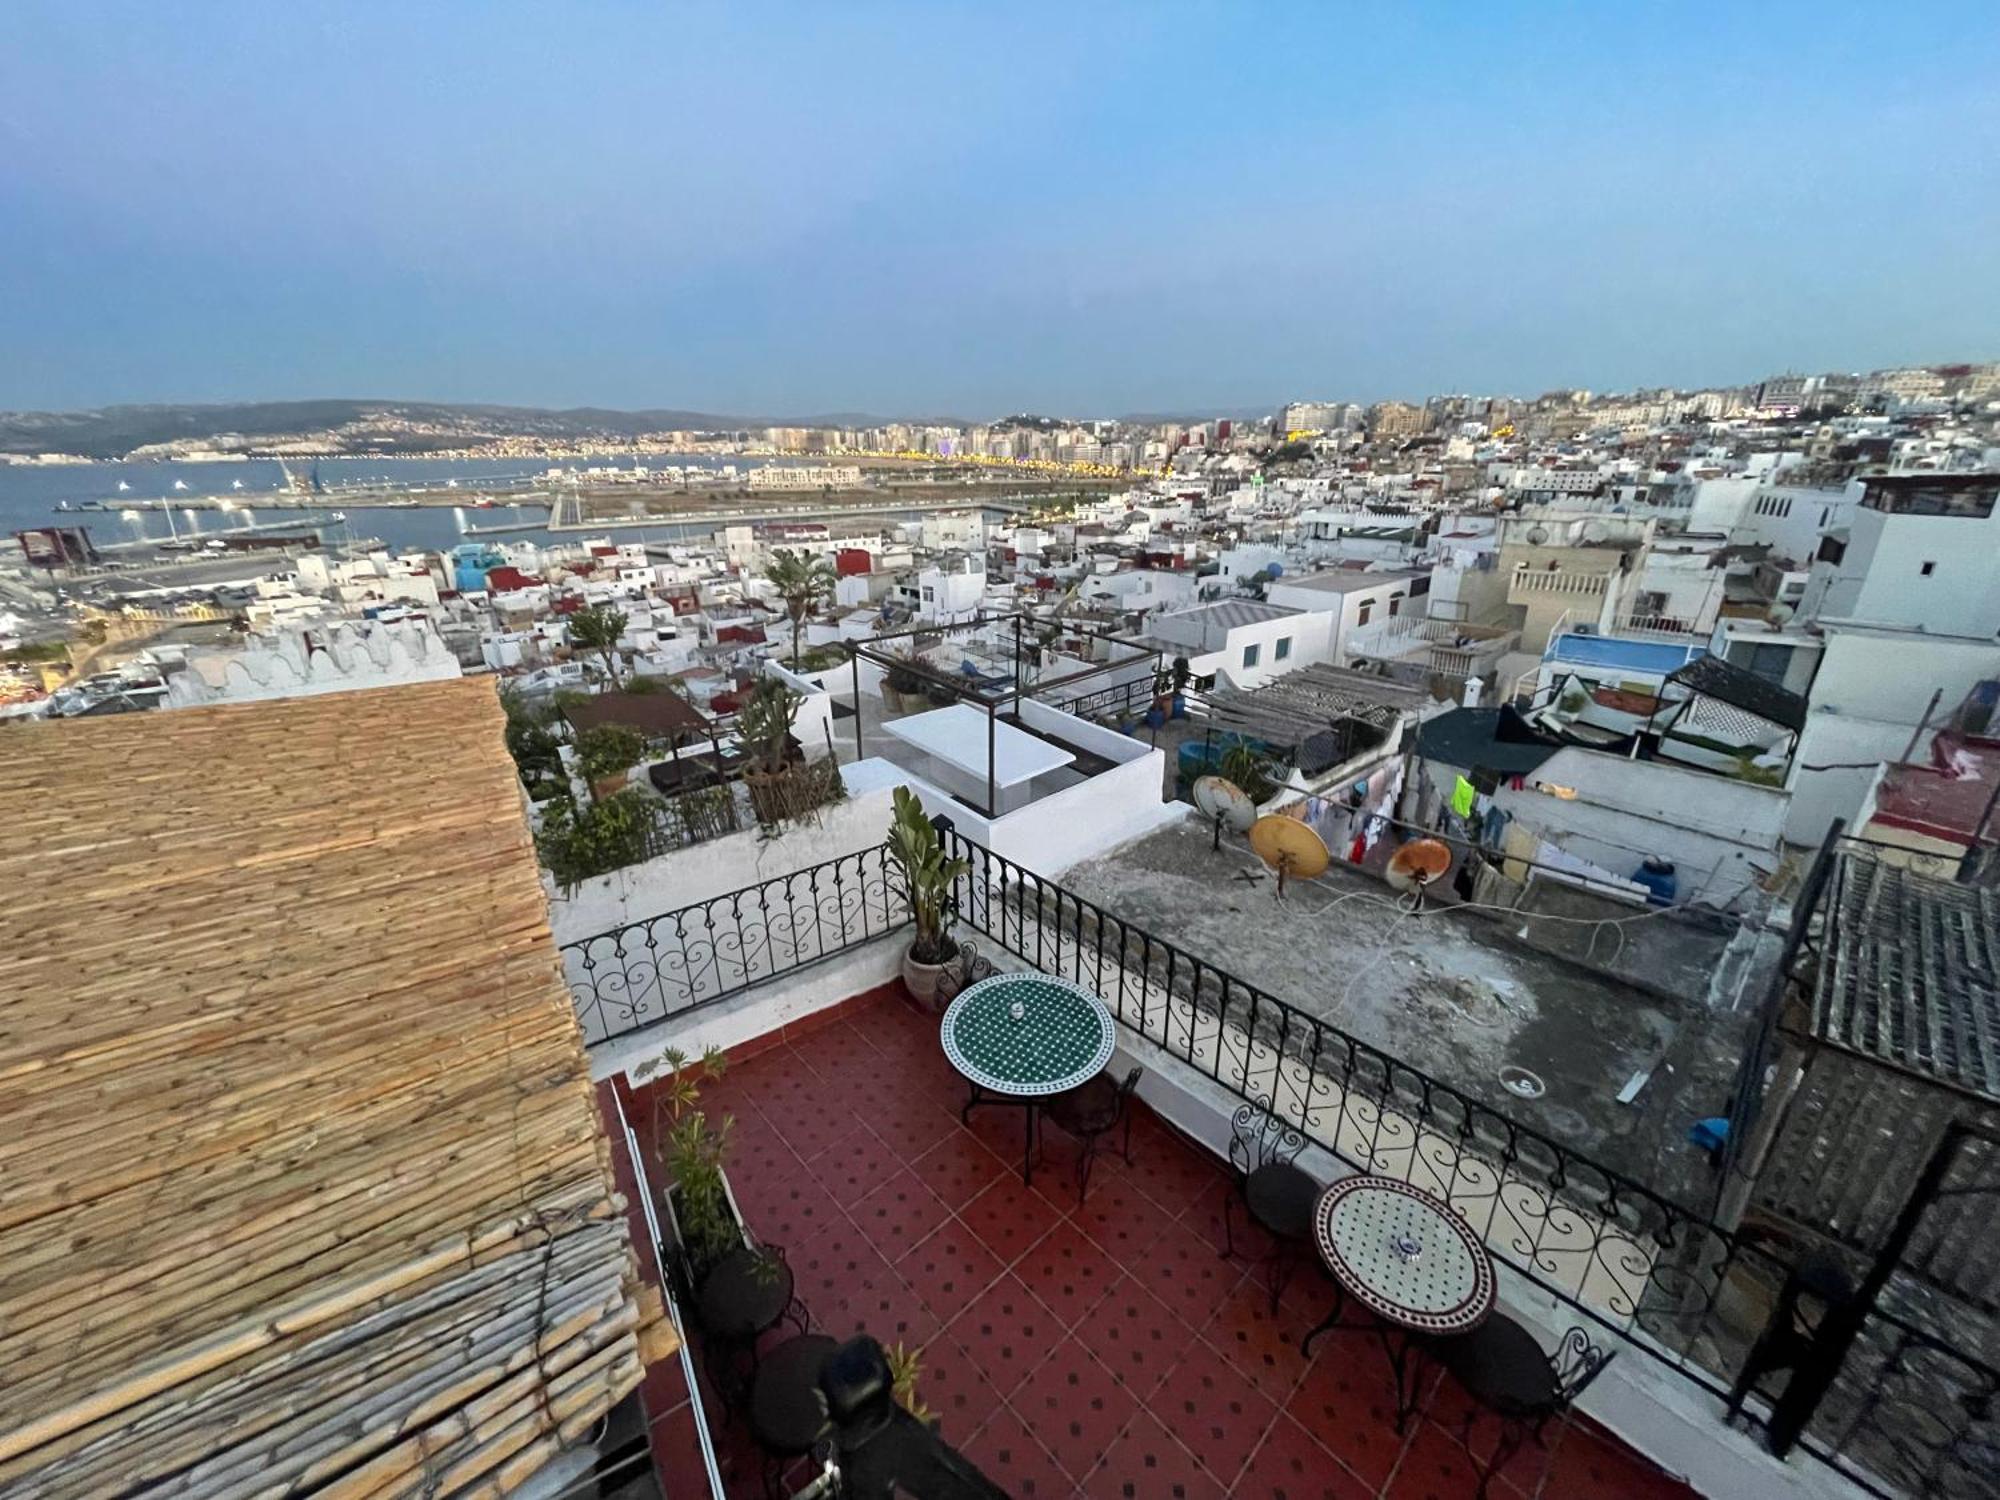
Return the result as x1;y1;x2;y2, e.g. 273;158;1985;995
1222;1100;1319;1313
1431;1320;1615;1499
749;1332;838;1498
933;939;996;1008
1040;1065;1142;1201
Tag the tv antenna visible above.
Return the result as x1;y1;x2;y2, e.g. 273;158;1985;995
1386;838;1454;911
1247;815;1329;899
1193;775;1256;851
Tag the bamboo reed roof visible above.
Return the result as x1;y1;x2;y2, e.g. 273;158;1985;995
0;678;668;1498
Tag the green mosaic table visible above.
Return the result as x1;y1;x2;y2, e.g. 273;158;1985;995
941;973;1115;1185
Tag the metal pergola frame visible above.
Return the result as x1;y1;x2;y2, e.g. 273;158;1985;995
843;611;1157;818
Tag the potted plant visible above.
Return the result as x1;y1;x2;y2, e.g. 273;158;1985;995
575;722;647;801
887;785;968;1009
882;651;925;713
738;675;802;826
632;1045;747;1282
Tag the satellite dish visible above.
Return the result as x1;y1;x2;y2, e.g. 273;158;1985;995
1524;526;1550;546
1387;839;1454;909
1194;775;1256;850
1248;815;1329;898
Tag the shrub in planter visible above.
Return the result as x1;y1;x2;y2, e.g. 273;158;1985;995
631;1045;744;1280
535;787;655;892
887;785;969;1009
576;722;647;800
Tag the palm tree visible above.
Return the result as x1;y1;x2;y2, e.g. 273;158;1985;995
764;549;837;669
568;604;628;688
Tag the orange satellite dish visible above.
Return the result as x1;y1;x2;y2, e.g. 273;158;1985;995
1387;838;1454;906
1248;815;1329;898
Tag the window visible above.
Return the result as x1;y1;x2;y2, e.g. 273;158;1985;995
1357;602;1373;627
1921;561;1936;576
1816;535;1847;566
1388;594;1402;616
1744;641;1792;683
1242;643;1260;669
1275;637;1292;661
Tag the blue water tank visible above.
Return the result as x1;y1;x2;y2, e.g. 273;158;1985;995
1632;857;1677;906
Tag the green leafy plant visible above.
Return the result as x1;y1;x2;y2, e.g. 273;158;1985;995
885;1341;934;1426
763;548;837;668
887;785;967;965
535;787;655;891
500;687;567;799
575;722;647;792
1220;743;1277;805
737;675;802;776
631;1045;741;1275
568;603;629;687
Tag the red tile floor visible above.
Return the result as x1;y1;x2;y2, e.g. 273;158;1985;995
632;992;1699;1500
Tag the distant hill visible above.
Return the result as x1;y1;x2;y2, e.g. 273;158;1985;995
0;400;915;460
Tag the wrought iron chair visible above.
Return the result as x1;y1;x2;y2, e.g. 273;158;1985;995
1431;1320;1615;1499
1222;1100;1320;1313
749;1332;838;1498
933;939;996;1008
1040;1065;1142;1202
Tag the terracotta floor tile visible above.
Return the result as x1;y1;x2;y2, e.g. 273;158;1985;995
1428;1373;1554;1495
787;1212;889;1311
1125;1220;1244;1330
965;1405;1076;1500
765;1093;865;1159
1202;1275;1317;1404
1012;1334;1140;1482
820;1262;943;1351
910;1129;1010;1209
1286;1345;1412;1491
808;1120;906;1206
964;1097;1039;1168
1014;1220;1120;1328
1085;1408;1226;1500
912;1333;1008;1444
851;1168;954;1257
792;1019;882;1079
1541;1423;1695;1500
897;1218;1007;1324
1074;1171;1183;1263
1384;1419;1490;1500
1076;1273;1193;1401
871;1093;965;1158
946;1272;1067;1400
960;1171;1065;1266
734;1168;843;1249
1237;1413;1376;1500
1122;1128;1230;1219
1155;1338;1279;1489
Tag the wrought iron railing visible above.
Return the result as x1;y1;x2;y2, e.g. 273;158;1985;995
931;823;1935;1491
558;844;908;1044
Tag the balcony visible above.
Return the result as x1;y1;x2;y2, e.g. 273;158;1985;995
619;991;1698;1500
569;834;1940;1500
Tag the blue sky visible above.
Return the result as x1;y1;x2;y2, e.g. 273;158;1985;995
3;1;1996;416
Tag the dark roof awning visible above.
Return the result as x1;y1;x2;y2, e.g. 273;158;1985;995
564;688;711;740
1417;705;1563;775
1666;656;1808;733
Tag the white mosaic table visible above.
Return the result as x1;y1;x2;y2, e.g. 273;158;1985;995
941;973;1114;1184
1302;1174;1497;1432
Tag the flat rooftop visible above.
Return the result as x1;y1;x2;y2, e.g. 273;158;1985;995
1273;568;1427;595
1065;819;1758;1207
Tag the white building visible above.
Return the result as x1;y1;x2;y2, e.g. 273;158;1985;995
1266;568;1429;665
747;464;863;490
166;619;462;708
1784;473;2000;842
1148;600;1333;690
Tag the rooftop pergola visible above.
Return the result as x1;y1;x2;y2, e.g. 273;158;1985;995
844;612;1157;817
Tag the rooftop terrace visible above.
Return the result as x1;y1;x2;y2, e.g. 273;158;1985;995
625;993;1698;1500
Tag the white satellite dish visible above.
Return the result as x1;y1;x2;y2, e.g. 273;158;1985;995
1193;775;1256;851
1524;526;1550;546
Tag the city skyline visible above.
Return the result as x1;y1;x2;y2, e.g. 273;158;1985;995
4;2;1998;413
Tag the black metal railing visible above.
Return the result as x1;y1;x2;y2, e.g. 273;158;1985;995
931;824;1928;1487
558;844;908;1045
